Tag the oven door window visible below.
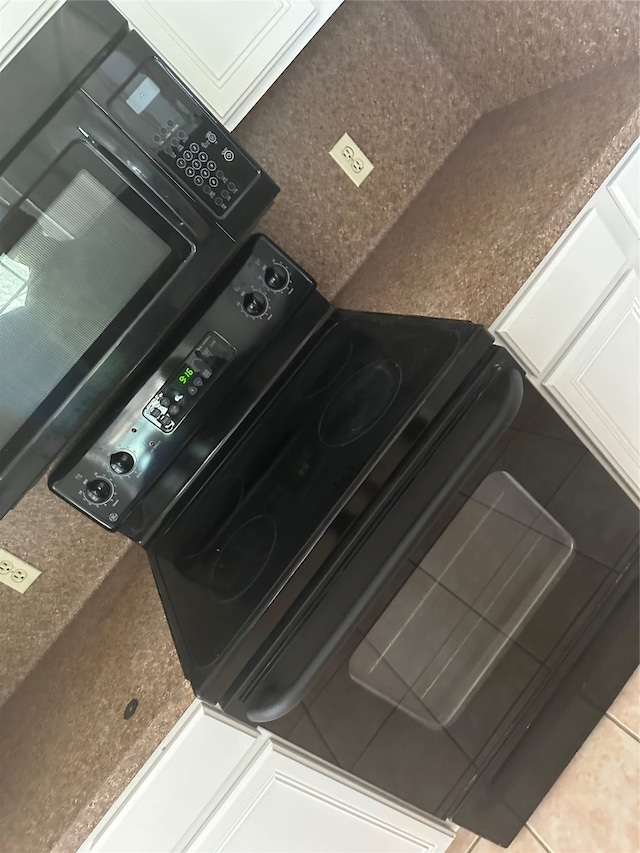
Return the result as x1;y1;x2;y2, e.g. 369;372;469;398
349;471;574;728
0;141;190;450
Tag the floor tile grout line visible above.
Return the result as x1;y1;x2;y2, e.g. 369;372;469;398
525;821;555;853
605;710;640;744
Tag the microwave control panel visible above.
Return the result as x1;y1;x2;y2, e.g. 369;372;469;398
49;236;319;532
108;56;261;218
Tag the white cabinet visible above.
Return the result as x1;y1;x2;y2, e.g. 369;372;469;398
80;701;455;853
546;269;639;487
0;0;341;127
109;0;343;128
0;0;64;69
493;140;640;502
80;702;259;852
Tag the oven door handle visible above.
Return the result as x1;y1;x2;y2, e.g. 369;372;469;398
226;360;524;724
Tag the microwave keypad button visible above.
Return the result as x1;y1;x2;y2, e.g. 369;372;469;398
221;190;231;200
189;142;200;152
185;167;195;178
160;413;172;426
192;376;204;388
168;404;181;416
215;197;224;207
228;182;237;193
201;169;210;179
194;175;204;187
184;150;193;161
209;177;219;188
160;396;171;407
207;161;217;171
149;407;161;419
206;130;217;143
177;158;186;169
153;133;162;144
199;152;208;162
187;385;198;396
215;169;224;179
192;159;201;170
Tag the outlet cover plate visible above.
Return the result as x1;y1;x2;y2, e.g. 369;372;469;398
0;548;41;593
329;132;374;187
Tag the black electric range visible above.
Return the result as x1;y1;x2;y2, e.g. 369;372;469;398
51;235;639;847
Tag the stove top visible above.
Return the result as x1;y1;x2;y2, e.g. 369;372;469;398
149;310;492;675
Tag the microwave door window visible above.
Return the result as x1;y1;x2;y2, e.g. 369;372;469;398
0;168;171;448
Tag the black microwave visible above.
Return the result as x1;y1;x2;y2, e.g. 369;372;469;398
0;0;278;518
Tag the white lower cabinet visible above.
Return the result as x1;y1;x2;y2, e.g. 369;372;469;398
546;268;639;488
80;701;455;853
493;139;640;502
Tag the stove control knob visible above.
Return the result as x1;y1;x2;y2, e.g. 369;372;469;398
264;265;289;291
85;478;113;504
243;290;268;317
110;451;135;475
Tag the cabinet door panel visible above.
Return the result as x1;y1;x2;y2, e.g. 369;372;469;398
82;703;257;852
111;0;341;128
609;144;640;237
497;207;627;376
547;269;640;498
0;0;64;69
189;741;454;853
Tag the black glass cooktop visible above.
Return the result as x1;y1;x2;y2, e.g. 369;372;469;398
149;311;491;671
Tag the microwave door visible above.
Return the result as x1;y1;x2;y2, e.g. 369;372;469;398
0;139;191;511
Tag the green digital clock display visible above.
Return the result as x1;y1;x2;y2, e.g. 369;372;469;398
172;365;195;389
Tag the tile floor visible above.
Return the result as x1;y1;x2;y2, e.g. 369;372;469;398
447;668;640;853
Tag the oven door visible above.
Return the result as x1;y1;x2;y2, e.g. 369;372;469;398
222;375;639;847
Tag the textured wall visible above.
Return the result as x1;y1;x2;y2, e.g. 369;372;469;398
335;60;639;325
234;1;479;299
404;0;640;114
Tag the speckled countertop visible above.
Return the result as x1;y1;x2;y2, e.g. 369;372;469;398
0;2;638;851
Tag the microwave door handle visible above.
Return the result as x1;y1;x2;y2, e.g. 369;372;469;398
227;364;524;725
76;125;193;238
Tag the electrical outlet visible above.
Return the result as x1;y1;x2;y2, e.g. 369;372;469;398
329;132;374;187
0;548;41;594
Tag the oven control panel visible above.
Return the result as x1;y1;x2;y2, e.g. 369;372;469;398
49;236;317;531
143;331;236;434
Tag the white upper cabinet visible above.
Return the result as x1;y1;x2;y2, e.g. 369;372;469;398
0;0;342;127
493;140;640;502
0;0;64;69
80;701;456;853
109;0;343;128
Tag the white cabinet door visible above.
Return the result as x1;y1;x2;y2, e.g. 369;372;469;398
80;701;455;853
110;0;342;129
80;702;259;853
493;139;640;502
0;0;64;69
189;738;454;853
546;269;640;495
